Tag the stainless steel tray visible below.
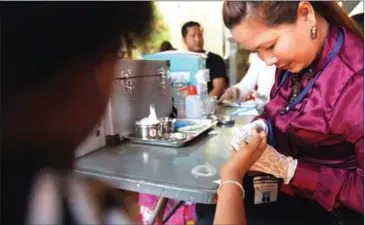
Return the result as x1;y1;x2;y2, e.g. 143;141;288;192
124;119;217;147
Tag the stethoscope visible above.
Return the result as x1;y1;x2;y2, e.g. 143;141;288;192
267;28;344;147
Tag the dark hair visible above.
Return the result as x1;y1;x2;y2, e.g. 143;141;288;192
181;21;201;38
2;2;154;104
222;1;363;40
351;13;364;33
1;3;154;224
160;41;175;52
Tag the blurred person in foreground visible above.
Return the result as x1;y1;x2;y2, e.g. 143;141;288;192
2;2;154;224
0;4;269;225
181;21;229;98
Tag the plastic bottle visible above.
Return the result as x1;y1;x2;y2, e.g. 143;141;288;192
185;95;204;119
173;77;187;118
195;70;210;118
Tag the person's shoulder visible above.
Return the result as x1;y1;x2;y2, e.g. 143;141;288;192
323;27;363;113
330;27;364;94
338;27;364;74
207;52;224;61
323;26;363;93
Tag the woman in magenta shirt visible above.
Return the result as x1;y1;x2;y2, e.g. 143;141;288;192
196;2;363;225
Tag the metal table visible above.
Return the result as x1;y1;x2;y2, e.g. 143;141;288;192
75;106;255;223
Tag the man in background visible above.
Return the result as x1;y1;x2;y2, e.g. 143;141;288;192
181;21;228;98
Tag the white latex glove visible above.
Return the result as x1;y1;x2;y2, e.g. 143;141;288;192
252;91;269;103
252;91;269;115
250;145;298;184
218;87;240;103
231;120;268;151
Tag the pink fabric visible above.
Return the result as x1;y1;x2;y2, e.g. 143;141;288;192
254;25;364;214
138;193;196;225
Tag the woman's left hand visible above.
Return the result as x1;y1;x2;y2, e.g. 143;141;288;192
221;128;267;181
249;145;298;184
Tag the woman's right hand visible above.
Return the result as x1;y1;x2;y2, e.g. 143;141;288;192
221;129;267;181
218;87;241;103
230;120;268;151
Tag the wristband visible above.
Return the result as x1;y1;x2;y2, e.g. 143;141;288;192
217;180;245;199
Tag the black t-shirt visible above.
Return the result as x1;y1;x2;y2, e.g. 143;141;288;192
205;52;229;92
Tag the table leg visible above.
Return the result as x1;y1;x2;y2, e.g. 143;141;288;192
149;197;168;225
162;201;184;223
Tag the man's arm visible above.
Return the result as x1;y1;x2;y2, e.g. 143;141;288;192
208;53;228;98
209;78;227;97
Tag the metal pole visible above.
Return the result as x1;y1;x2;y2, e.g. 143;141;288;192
149;197;168;225
162;201;184;223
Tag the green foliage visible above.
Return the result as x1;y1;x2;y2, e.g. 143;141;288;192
134;2;171;56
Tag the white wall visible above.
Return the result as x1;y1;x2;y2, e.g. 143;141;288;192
157;1;225;56
349;1;364;17
157;1;364;56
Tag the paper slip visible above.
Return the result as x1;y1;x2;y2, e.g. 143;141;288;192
233;108;259;116
213;179;221;185
223;100;256;108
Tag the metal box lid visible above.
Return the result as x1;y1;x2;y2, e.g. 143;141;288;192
114;59;169;79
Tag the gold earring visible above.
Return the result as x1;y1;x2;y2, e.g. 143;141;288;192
310;25;318;39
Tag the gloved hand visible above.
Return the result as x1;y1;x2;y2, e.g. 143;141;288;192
221;129;267;182
218;87;240;103
230;120;268;151
250;145;298;184
251;91;269;103
252;91;270;115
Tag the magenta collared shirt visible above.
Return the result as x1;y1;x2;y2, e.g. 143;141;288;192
255;24;364;214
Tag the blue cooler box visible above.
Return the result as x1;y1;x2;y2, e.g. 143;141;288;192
143;51;207;87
